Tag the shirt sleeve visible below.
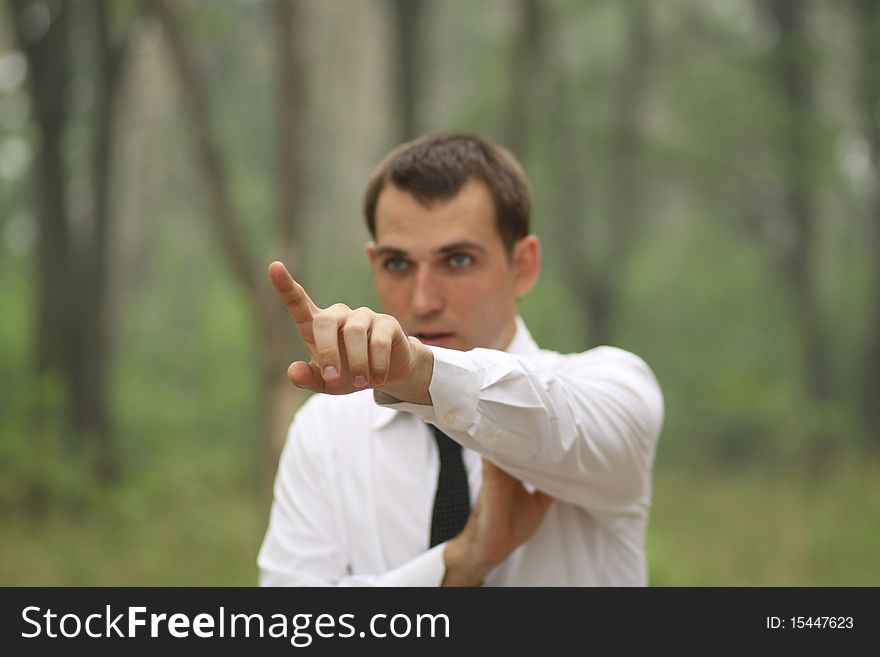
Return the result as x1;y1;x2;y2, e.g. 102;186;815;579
257;402;447;587
381;345;664;514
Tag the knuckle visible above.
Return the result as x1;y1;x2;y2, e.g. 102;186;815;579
343;321;367;339
371;337;391;352
376;315;400;334
350;308;375;326
314;313;336;330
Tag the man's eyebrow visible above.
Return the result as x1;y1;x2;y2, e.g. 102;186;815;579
374;246;408;257
433;241;486;255
374;242;487;257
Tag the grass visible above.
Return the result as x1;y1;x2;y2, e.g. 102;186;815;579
2;446;879;586
0;445;266;586
648;454;880;586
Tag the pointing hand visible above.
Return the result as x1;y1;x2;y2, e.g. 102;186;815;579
268;261;433;403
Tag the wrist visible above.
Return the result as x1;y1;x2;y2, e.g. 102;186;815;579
377;338;434;405
441;534;489;587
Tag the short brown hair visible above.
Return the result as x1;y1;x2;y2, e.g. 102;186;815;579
363;132;531;254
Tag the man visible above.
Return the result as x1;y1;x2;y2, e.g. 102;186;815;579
258;132;663;586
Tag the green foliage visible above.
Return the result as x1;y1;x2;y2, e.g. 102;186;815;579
616;209;871;464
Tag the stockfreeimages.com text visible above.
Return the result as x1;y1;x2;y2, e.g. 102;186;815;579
21;605;450;646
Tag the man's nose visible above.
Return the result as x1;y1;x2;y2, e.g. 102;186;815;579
411;266;444;317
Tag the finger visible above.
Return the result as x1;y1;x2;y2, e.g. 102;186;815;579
268;261;319;325
313;304;349;382
343;307;372;388
287;361;325;392
368;314;396;386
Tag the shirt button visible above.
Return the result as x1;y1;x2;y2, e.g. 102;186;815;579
445;411;456;423
490;431;500;445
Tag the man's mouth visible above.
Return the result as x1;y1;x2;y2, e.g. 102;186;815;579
412;332;455;346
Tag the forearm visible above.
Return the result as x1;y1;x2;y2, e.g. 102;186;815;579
379;345;663;512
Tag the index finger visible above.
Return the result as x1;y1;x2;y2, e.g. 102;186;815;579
268;261;319;324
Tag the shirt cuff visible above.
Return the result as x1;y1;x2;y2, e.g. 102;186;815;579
375;347;480;434
375;346;540;460
375;543;447;587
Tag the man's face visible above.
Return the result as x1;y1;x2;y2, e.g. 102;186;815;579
367;179;537;352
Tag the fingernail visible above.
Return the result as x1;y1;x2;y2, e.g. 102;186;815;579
372;375;385;386
323;366;338;380
353;375;367;388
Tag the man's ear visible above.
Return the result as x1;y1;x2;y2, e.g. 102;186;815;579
513;235;540;298
366;242;377;265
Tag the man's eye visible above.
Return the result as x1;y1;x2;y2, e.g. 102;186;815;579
448;253;474;268
384;257;409;272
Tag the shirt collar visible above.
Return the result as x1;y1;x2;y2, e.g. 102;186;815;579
370;316;538;430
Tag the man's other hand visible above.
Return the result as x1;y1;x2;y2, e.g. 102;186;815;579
268;261;433;404
442;459;554;586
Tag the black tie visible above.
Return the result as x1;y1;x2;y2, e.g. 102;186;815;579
429;425;471;547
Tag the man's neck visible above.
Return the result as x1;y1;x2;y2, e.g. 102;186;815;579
496;317;519;352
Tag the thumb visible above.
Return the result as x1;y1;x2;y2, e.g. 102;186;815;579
288;361;325;392
481;458;507;483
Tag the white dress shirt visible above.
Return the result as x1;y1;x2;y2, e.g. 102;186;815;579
258;318;663;586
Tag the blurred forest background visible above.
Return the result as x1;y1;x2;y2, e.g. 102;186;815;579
1;0;878;585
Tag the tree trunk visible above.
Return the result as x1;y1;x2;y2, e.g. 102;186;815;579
10;0;74;375
273;0;305;270
551;0;652;348
853;0;880;446
260;351;299;498
766;0;830;404
600;0;651;342
70;0;131;483
549;71;593;342
505;0;545;157
390;0;422;141
267;0;308;490
11;0;76;504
